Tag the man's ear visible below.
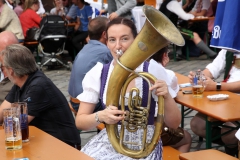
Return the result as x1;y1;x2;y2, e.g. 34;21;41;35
102;31;107;39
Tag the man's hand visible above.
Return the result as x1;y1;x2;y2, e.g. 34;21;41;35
99;9;106;15
109;12;119;21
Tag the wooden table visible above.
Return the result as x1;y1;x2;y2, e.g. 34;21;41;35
175;73;240;148
67;22;76;27
188;16;215;22
163;146;181;160
179;149;238;160
0;126;93;160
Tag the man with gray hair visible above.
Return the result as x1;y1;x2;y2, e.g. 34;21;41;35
0;44;81;149
0;31;18;104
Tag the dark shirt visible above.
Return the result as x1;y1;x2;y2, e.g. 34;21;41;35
6;70;80;146
159;0;179;26
184;0;197;13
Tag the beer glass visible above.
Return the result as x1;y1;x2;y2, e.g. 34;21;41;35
192;71;206;98
3;107;22;150
12;102;29;142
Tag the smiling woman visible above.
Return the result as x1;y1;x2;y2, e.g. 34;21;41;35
75;16;182;160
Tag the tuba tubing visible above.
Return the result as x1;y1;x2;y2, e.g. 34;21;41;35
105;5;185;158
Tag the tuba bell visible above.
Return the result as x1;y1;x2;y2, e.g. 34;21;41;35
105;5;185;158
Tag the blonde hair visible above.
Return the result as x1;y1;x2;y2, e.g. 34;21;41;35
24;0;39;11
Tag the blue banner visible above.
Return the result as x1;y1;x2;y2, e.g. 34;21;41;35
210;0;240;52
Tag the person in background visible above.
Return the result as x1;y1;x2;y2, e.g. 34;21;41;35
5;0;13;9
71;0;92;53
149;47;192;152
0;44;81;150
19;0;42;38
36;0;45;15
188;49;240;157
75;17;181;159
14;0;25;16
68;17;112;112
99;0;137;20
62;0;72;14
182;0;196;12
0;31;18;105
159;0;216;60
65;3;77;22
0;0;24;42
50;0;67;16
207;0;217;33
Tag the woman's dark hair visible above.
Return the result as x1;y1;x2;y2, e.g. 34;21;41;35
106;17;137;38
150;46;168;63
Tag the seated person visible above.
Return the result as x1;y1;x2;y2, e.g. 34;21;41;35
50;0;67;16
36;0;45;15
19;0;42;38
0;31;19;104
99;0;137;20
0;44;81;149
149;46;192;152
68;17;113;111
14;0;25;16
72;0;92;53
182;0;196;12
0;0;24;42
188;49;239;156
160;0;216;59
65;4;78;22
76;17;181;159
62;0;72;15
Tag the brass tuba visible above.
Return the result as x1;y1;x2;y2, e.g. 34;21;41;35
105;5;185;158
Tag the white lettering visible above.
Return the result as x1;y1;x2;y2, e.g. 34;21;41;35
212;25;221;39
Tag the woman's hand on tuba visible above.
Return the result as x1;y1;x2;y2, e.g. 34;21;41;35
149;80;171;99
99;106;125;124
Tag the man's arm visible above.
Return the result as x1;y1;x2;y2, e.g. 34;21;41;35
204;78;240;92
0;100;35;124
66;5;77;21
190;9;207;17
115;0;137;17
74;17;80;32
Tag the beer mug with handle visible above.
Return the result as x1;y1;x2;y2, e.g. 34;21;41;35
3;107;22;150
192;70;206;98
12;102;29;142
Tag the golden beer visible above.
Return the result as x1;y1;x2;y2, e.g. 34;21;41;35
5;137;22;150
192;85;204;97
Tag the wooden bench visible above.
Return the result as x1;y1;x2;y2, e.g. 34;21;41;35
179;149;238;160
96;123;181;159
